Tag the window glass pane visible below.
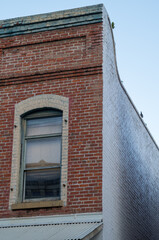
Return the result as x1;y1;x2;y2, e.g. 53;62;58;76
26;116;62;136
25;137;61;168
24;168;60;199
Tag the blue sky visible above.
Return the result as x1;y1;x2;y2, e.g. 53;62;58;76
1;0;159;146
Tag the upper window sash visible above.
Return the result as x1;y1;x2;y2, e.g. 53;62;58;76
26;116;62;137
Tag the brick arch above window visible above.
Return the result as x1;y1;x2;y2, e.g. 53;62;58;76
10;94;69;209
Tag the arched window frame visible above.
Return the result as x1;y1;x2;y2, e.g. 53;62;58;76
10;94;69;209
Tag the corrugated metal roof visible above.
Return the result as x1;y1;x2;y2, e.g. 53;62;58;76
0;213;103;240
0;222;102;240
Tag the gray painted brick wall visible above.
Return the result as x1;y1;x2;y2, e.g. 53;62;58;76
103;6;159;240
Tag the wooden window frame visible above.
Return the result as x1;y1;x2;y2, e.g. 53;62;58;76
20;109;63;202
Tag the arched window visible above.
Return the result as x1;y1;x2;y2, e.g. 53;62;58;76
10;94;69;209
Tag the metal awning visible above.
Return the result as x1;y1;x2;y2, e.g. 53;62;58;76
0;213;103;240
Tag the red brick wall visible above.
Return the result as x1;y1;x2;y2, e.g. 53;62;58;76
0;23;103;218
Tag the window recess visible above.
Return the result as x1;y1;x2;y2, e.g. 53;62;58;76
21;109;62;202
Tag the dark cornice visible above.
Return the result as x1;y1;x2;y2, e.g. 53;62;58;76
0;4;103;38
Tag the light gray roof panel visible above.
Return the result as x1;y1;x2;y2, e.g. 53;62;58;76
0;213;103;240
0;212;102;227
0;223;102;240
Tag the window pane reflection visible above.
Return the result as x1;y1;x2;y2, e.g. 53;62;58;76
25;137;61;168
26;116;62;136
25;168;60;199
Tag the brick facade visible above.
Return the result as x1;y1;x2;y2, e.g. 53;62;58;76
0;7;103;218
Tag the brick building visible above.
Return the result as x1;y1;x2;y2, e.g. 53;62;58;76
0;4;159;240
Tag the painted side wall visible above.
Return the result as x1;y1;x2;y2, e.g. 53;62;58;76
103;7;159;240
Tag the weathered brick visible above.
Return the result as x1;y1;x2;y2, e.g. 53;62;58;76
0;19;103;218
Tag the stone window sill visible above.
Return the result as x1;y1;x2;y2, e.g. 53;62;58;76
11;200;64;210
